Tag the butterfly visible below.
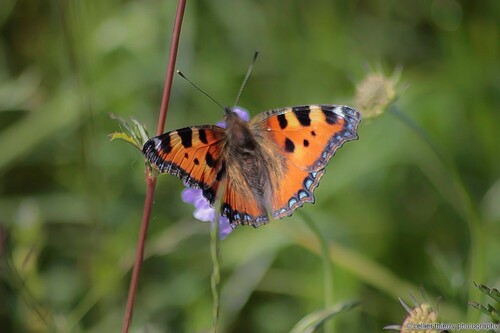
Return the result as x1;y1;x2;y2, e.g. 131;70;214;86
142;104;360;228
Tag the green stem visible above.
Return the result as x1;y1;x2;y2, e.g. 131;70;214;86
3;256;52;329
288;228;463;320
210;215;222;333
390;105;484;320
299;210;334;333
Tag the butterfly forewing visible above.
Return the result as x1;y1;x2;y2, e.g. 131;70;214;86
252;105;359;171
142;125;226;190
251;104;360;218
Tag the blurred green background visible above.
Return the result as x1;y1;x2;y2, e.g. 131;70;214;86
1;0;499;332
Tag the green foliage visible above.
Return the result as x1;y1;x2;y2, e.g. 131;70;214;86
290;301;359;333
470;283;500;323
108;114;150;151
1;1;499;332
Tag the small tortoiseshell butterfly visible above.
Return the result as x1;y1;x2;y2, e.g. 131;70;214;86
143;104;360;228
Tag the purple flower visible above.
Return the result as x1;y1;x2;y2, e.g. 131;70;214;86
181;188;233;239
181;106;250;239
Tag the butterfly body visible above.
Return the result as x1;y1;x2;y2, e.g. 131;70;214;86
143;105;360;228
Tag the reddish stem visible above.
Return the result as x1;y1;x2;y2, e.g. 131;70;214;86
156;0;186;136
121;176;157;333
121;1;187;332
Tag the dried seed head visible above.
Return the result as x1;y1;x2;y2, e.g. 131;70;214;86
401;303;439;333
385;294;444;333
355;68;401;118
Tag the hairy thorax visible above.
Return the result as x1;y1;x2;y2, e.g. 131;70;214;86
223;113;283;203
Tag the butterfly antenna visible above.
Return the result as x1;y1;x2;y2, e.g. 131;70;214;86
234;50;259;106
177;71;225;110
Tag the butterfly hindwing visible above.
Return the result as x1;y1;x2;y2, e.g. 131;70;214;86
272;167;327;219
221;173;269;228
218;134;274;227
142;125;226;190
252;105;360;218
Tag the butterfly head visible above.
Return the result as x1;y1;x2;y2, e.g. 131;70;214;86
223;106;250;125
224;106;238;118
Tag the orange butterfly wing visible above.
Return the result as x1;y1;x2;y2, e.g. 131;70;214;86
142;125;226;202
221;170;269;228
252;105;360;219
